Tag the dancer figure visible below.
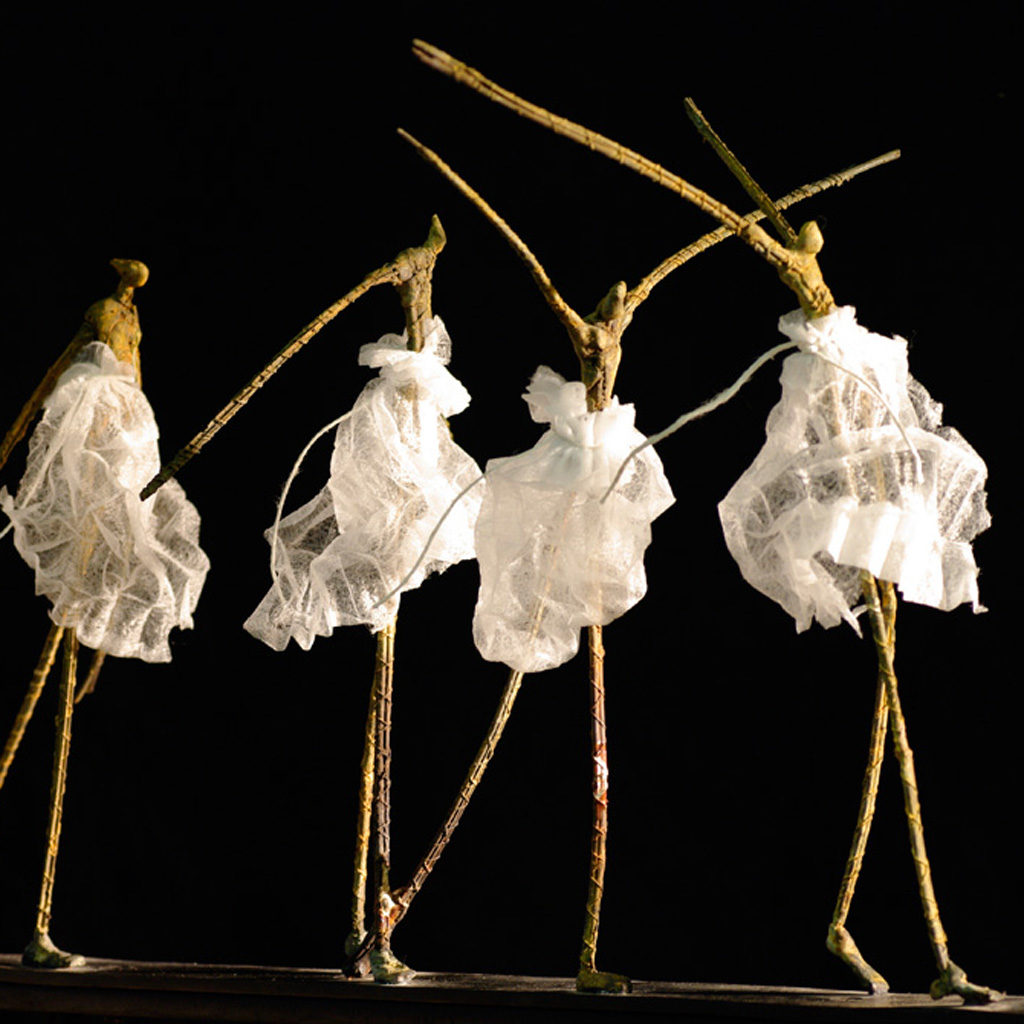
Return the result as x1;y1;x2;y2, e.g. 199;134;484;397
0;260;209;967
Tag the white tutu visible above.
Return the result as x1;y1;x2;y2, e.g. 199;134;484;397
244;316;482;649
473;366;675;673
1;342;210;662
719;306;990;632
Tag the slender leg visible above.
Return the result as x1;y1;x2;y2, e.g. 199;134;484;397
343;678;377;974
863;578;1000;1004
23;629;85;969
576;625;630;994
345;667;525;971
396;669;523;912
348;500;568;969
366;617;413;984
403;667;524;895
826;574;892;992
826;676;890;992
73;650;106;704
0;623;65;794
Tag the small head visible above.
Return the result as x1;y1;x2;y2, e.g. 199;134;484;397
110;258;150;289
796;221;824;255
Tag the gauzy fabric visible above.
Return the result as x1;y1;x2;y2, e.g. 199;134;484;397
473;366;674;673
1;342;209;661
244;317;482;649
719;306;990;633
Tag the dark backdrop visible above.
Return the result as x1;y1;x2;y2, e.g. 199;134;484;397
0;1;1020;998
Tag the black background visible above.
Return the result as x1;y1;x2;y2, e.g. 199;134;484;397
0;0;1020;1000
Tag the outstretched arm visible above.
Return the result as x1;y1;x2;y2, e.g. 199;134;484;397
411;40;840;317
140;217;447;500
626;149;899;314
0;336;88;474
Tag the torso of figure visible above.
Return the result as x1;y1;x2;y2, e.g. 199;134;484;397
77;294;143;385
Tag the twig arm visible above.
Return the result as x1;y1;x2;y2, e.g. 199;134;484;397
140;215;450;500
0;339;88;475
412;40;839;317
139;265;392;499
398;129;584;337
684;97;799;247
3;261;148;476
411;41;752;239
627;150;900;313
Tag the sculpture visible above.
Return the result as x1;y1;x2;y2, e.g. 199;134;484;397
0;260;209;967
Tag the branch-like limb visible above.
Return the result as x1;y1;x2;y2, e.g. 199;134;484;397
861;576;1001;1005
139;266;390;499
22;631;85;969
392;669;523;924
0;624;65;793
412;40;840;317
628;150;900;314
413;46;779;257
3;261;148;477
576;624;630;994
73;650;106;704
367;617;413;983
344;677;378;964
140;218;447;500
412;42;753;238
398;129;583;338
684;97;798;247
826;653;891;994
0;340;88;475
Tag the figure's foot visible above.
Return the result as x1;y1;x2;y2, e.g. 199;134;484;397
369;947;415;985
342;930;372;978
22;931;85;969
827;924;889;994
576;967;632;994
930;960;1003;1004
344;929;366;959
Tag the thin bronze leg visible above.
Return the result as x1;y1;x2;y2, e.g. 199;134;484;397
366;617;412;983
862;578;1000;1004
23;629;85;969
826;673;890;992
344;667;525;974
73;650;106;704
576;625;630;994
393;668;523;917
826;575;892;992
1;623;65;794
343;675;378;971
347;494;578;973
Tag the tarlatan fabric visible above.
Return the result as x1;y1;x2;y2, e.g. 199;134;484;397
1;342;209;661
719;306;990;632
244;316;482;649
473;366;675;673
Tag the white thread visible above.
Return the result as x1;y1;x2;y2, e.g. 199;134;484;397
269;412;350;604
601;340;799;501
812;352;923;484
601;336;924;503
371;471;486;609
719;309;988;630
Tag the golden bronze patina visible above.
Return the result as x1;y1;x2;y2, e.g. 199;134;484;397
395;52;898;992
408;41;997;1005
0;259;147;475
141;221;445;499
0;259;149;969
